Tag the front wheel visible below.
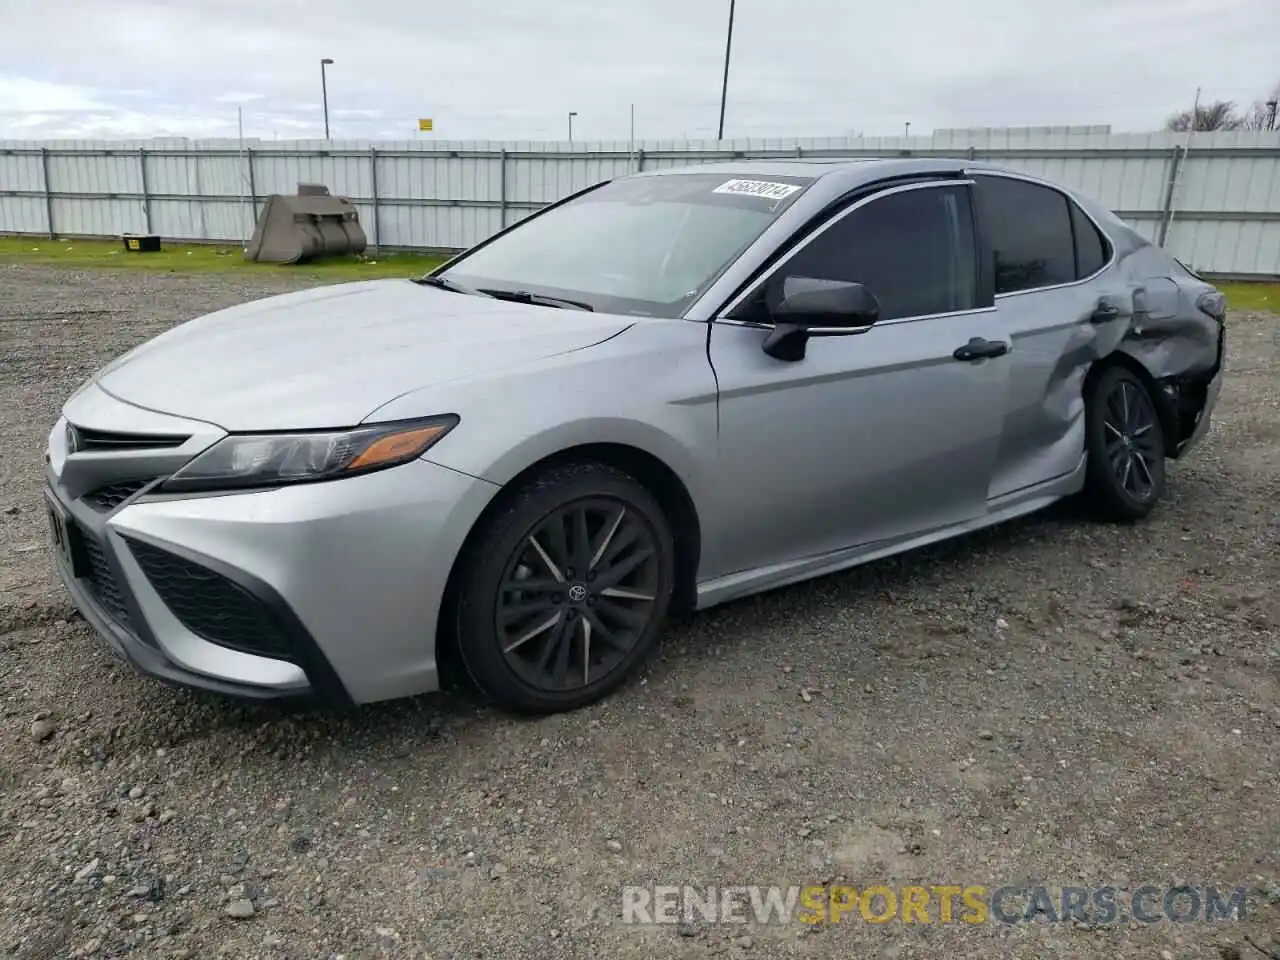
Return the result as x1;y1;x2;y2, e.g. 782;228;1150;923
1082;365;1167;521
453;462;675;714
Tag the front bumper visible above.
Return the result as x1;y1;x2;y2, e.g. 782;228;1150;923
50;520;326;703
46;394;499;705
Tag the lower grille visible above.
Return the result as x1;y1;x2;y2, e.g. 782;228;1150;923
80;531;134;630
126;539;295;661
83;478;156;512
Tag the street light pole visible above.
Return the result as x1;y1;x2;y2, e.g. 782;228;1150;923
716;0;736;141
320;58;334;139
568;111;578;142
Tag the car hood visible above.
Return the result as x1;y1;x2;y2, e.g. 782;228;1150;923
91;279;634;430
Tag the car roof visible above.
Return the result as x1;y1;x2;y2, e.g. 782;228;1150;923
633;156;1047;195
636;156;966;183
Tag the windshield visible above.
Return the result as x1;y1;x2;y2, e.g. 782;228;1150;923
436;172;813;317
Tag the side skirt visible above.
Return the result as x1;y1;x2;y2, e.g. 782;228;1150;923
694;456;1087;611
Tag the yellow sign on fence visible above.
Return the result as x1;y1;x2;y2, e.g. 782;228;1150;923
417;118;434;132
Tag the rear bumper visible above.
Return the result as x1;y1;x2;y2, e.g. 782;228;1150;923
1177;365;1224;457
1175;324;1226;458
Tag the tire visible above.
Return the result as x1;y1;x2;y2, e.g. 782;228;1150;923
453;462;675;714
1082;365;1167;521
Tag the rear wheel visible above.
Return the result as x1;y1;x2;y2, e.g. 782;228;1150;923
1082;365;1167;521
453;462;674;714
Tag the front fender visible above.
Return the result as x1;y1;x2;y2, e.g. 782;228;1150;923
363;317;720;524
428;415;703;490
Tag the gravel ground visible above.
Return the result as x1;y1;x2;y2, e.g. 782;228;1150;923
0;263;1277;960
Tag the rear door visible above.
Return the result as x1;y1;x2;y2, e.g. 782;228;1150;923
700;180;1011;584
972;172;1118;501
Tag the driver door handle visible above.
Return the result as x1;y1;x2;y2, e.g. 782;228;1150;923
953;337;1009;362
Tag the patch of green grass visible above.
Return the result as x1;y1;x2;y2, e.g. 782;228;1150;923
1218;282;1278;314
0;236;448;280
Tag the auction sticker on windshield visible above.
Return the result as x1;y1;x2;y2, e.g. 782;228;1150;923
712;179;802;200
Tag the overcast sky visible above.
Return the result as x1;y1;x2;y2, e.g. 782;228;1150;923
2;0;1278;142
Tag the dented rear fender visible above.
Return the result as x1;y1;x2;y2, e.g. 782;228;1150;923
1076;245;1225;457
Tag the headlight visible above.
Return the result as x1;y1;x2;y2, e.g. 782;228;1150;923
161;415;459;493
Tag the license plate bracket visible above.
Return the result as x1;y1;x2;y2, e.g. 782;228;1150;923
45;492;88;579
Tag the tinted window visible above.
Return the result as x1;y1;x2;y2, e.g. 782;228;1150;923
1070;202;1109;278
975;176;1075;293
756;184;978;321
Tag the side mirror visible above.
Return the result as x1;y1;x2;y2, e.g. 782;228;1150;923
772;277;881;328
762;277;881;361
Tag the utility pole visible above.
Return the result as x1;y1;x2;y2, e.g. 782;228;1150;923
568;110;578;142
320;58;334;139
716;0;736;141
1162;85;1201;248
629;103;636;169
238;106;250;242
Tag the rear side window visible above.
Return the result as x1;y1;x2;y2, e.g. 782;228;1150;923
975;176;1076;293
1070;203;1110;278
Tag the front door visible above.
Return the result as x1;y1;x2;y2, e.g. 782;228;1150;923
701;180;1011;584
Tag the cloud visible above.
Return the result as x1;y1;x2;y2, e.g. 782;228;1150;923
213;93;268;104
2;0;1278;141
0;76;106;114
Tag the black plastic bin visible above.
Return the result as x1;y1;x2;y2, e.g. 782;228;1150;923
122;233;162;253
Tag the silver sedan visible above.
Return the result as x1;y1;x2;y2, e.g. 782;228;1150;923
44;158;1226;713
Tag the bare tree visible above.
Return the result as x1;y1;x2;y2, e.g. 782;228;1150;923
1164;100;1246;132
1163;83;1280;132
1240;81;1280;131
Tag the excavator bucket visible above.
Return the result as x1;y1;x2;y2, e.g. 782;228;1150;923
244;183;367;264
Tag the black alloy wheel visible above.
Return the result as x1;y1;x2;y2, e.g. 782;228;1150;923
496;497;661;692
454;462;675;713
1102;376;1162;502
1083;365;1167;521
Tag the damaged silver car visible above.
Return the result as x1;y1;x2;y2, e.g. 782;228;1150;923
46;158;1226;714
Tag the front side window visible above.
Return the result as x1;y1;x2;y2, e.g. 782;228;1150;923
438;172;813;317
736;183;979;323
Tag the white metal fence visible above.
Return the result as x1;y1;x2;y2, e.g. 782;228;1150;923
2;128;1279;277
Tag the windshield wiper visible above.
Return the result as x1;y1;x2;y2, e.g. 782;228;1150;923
476;288;595;312
413;274;492;298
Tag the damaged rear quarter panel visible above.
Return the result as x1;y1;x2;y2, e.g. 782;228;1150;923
1102;227;1222;381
